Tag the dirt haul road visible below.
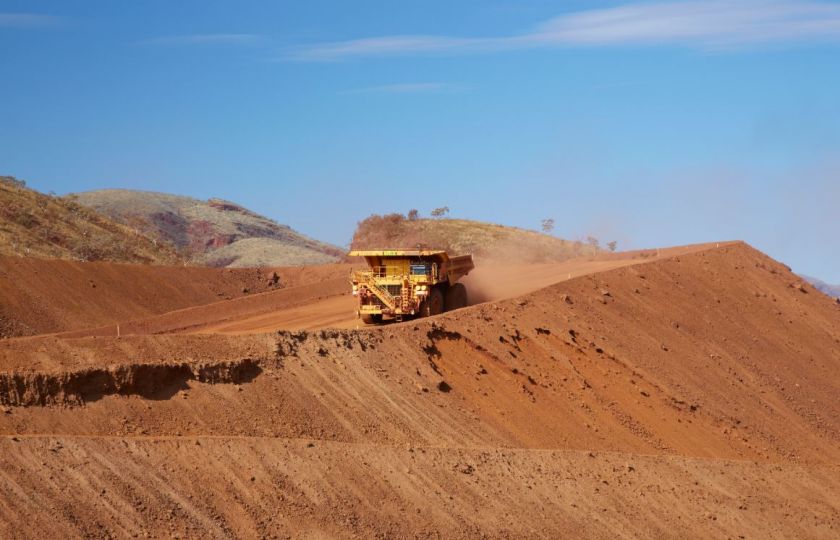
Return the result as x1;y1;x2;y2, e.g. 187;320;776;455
191;258;653;334
1;242;839;538
50;244;718;338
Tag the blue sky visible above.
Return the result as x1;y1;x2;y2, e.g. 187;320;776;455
1;1;839;281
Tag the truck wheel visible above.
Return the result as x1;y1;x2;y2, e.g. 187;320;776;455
420;287;444;317
361;314;383;324
445;283;467;311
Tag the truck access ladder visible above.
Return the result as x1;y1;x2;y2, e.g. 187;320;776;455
400;279;411;312
354;271;398;311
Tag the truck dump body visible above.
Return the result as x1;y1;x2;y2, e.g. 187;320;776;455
349;250;474;323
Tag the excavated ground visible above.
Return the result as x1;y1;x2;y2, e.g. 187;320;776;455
1;243;839;538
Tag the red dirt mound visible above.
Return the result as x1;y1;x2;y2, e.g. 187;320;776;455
0;242;838;537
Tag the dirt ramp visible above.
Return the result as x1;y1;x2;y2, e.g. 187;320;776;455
55;275;354;338
0;255;351;337
26;242;727;339
461;241;733;303
418;242;840;462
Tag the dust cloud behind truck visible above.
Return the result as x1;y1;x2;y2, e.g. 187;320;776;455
349;250;474;324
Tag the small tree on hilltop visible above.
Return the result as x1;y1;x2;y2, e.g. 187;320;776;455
541;218;555;234
407;209;419;221
0;175;26;187
430;206;449;218
607;240;618;252
586;236;600;249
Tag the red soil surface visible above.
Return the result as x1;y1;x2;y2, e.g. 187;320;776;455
1;242;838;538
0;255;351;337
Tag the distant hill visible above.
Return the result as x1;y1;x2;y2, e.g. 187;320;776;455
351;214;600;262
74;189;343;267
802;275;840;299
0;176;180;264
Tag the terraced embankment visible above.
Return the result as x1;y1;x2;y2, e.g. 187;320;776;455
0;242;838;537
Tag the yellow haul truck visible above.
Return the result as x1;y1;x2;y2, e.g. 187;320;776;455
349;249;475;324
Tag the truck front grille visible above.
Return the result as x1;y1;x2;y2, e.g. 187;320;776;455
384;285;402;297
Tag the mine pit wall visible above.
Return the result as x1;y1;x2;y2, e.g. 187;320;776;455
0;243;838;464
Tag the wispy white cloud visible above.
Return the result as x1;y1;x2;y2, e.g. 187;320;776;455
287;0;840;61
532;0;840;47
140;34;264;46
287;35;512;61
0;13;62;27
346;82;461;94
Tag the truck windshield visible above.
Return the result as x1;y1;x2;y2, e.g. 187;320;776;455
410;263;431;276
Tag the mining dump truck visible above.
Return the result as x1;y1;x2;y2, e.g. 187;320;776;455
349;249;474;324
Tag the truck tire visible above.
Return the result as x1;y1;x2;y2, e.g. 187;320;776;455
361;313;383;324
419;287;444;317
444;283;467;311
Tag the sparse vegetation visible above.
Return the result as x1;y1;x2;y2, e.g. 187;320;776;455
607;240;618;252
586;236;600;249
407;209;420;221
430;206;450;218
0;175;26;188
73;189;344;267
541;218;555;234
198;238;339;268
351;215;600;262
0;177;180;264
